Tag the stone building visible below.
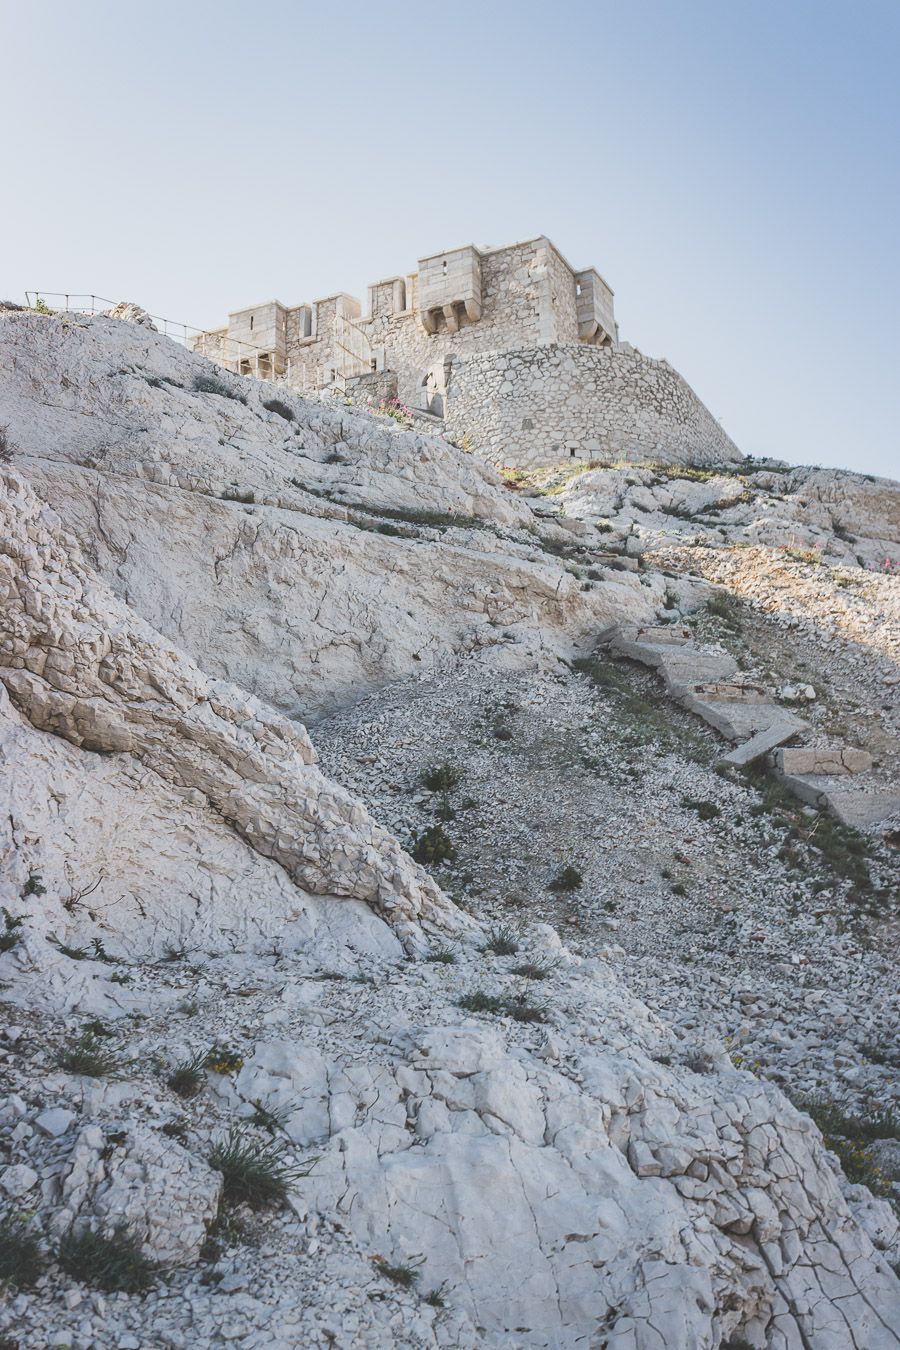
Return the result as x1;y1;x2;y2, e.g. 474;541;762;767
193;235;739;469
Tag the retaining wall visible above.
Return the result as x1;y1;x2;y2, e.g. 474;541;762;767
444;343;741;468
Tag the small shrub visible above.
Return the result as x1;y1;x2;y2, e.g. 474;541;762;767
262;397;295;422
0;909;25;954
482;924;519;956
374;1253;424;1287
410;825;456;866
548;865;583;893
193;373;246;403
160;1119;189;1142
683;798;721;821
504;991;548;1024
0;1212;43;1287
248;1098;295;1136
167;1050;208;1099
493;722;514;741
57;1224;156;1293
458;990;547;1023
376;398;415;430
671;882;688;897
422;763;462;792
511;960;556;981
204;1046;243;1075
0;425;13;463
22;874;45;897
705;592;742;629
56;1031;117;1077
208;1127;316;1210
425;945;456;964
458;991;506;1015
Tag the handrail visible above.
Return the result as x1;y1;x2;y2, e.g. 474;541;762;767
22;291;275;360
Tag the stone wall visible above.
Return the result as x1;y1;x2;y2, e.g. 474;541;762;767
444;343;741;468
357;237;592;408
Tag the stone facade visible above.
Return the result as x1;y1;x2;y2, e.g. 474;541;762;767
444;343;741;467
193;234;739;469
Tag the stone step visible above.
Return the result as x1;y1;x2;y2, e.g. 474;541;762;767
778;774;900;831
774;746;874;776
680;690;807;742
720;720;807;767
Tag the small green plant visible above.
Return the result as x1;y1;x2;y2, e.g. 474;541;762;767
160;1119;189;1143
374;1253;424;1287
683;798;721;821
56;1031;117;1077
49;935;89;960
57;1224;156;1293
410;825;456;866
781;545;823;566
425;945;456;964
511;960;556;981
31;295;53;315
22;874;45;897
0;909;25;954
83;1019;114;1039
193;372;247;403
548;864;583;892
166;1050;208;1100
248;1098;295;1136
208;1127;316;1210
262;397;295;421
706;592;742;630
458;989;548;1024
504;990;548;1024
671;882;688;897
376;398;415;429
422;763;462;792
0;1212;44;1287
482;924;520;956
424;1281;447;1307
458;990;506;1015
204;1046;244;1075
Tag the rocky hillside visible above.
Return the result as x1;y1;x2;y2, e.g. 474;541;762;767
1;307;898;1349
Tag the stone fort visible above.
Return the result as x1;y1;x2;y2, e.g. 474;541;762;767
193;235;739;469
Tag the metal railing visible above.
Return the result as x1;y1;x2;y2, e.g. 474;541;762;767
22;292;274;366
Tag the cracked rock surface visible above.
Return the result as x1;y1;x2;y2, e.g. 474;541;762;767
0;310;898;1348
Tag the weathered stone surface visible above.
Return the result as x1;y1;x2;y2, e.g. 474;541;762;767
721;720;805;766
776;746;874;775
56;1124;222;1265
0;312;655;720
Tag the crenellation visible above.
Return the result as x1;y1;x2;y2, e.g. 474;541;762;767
193;232;740;467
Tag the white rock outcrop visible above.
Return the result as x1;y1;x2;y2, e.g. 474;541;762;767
0;308;898;1349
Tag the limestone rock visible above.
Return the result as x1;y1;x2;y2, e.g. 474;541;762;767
56;1123;221;1265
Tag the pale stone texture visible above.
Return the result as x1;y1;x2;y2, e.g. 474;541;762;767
0;312;655;721
444;343;741;468
1;305;898;1349
55;1124;222;1265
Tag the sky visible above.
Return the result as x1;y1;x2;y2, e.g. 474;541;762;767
2;0;898;478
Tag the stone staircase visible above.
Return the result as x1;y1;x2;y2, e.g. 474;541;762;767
598;623;900;833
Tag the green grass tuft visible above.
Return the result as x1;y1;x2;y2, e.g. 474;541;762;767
208;1127;316;1211
58;1224;157;1293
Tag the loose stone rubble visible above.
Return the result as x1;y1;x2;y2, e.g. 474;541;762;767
0;307;898;1349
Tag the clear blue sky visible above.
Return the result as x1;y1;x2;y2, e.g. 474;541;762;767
2;0;898;478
